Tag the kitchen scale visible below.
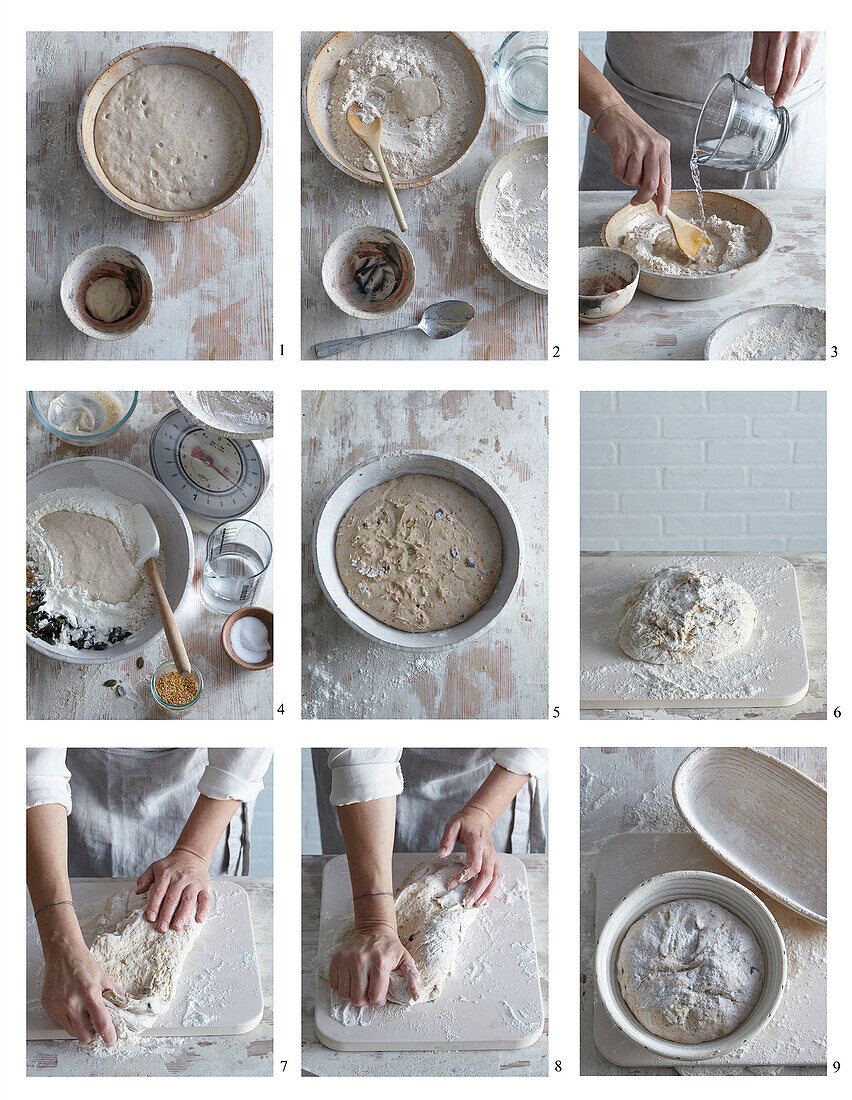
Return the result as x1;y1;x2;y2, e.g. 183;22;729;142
149;408;271;533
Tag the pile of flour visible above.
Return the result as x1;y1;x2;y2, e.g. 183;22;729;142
26;487;162;651
482;150;548;290
721;310;825;361
620;213;759;276
328;33;469;180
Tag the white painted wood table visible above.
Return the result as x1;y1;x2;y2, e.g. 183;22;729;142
579;189;825;360
26;391;274;720
580;747;826;1077
301;390;548;719
300;32;547;361
27;876;272;1077
26;31;273;361
579;551;825;720
302;855;548;1076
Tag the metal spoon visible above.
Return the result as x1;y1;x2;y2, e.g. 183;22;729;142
314;300;475;359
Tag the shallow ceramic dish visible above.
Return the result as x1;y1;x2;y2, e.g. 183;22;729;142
61;246;153;340
596;869;787;1062
169;391;274;440
322;226;415;319
26;457;193;665
579;246;639;323
302;32;487;188
222;606;273;670
312;450;523;652
673;748;826;924
704;304;826;360
602;191;774;301
476;135;547;295
78;43;265;222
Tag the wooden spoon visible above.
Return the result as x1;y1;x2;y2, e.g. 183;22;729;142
132;503;192;677
346;103;408;233
665;208;711;259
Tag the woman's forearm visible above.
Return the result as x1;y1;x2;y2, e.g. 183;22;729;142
27;803;85;955
173;794;241;865
579;48;624;120
338;796;397;928
464;765;529;824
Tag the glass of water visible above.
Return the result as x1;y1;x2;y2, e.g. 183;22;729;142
694;71;790;172
492;32;548;125
201;519;272;614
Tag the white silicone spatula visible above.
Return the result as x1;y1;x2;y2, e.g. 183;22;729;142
346;102;408;233
132;503;191;676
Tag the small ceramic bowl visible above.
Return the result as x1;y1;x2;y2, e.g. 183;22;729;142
595;870;787;1062
150;658;204;715
322;226;415;319
579;246;639;324
29;391;138;447
222;606;273;670
61;246;153;340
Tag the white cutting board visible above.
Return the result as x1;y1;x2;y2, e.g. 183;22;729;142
594;834;826;1067
27;878;263;1039
580;554;809;708
315;853;543;1051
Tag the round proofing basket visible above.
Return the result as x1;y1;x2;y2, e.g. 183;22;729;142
312;450;523;652
77;43;266;222
302;32;487;188
26;457;194;665
595;870;787;1062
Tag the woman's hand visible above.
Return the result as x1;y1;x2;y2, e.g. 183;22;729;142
41;937;121;1046
437;806;504;907
136;847;212;932
749;32;820;106
329;923;420;1007
594;103;672;215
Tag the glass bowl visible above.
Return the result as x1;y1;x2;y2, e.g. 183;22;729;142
29;391;138;447
150;659;204;716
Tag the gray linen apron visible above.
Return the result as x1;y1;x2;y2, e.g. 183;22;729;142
311;747;547;855
65;749;252;879
580;32;825;190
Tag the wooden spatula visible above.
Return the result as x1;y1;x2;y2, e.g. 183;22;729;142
132;503;191;677
346;102;408;233
665;209;711;259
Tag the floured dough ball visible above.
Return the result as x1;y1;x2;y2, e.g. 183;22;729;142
85;276;132;323
618;567;757;664
617;899;765;1044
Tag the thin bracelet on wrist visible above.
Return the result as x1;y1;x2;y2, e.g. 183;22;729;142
592;102;626;132
352;891;393;901
34;900;74;918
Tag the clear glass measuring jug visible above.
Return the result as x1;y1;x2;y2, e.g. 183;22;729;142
694;71;790;171
492;32;548;124
201;519;272;614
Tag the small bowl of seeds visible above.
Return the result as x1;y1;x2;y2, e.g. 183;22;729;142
151;658;203;716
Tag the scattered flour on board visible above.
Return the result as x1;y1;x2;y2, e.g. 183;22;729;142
328;33;469;181
482;150;548;289
620;213;759;275
721;309;825;360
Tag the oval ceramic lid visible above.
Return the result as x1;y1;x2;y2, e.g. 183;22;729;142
672;748;826;924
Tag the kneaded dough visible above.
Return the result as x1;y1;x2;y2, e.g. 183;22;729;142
40;511;142;605
335;474;503;632
94;64;249;211
616;898;765;1044
85;277;132;323
618;567;757;664
89;893;204;1039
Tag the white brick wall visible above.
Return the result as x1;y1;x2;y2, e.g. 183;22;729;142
580;392;826;551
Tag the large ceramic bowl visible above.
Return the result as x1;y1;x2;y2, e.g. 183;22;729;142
312;450;523;652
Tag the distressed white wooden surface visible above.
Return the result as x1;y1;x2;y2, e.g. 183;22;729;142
26;31;273;361
302;855;548;1076
300;32;547;360
579;551;826;720
579;189;825;360
27;876;272;1077
302;390;548;719
26;391;274;720
580;748;826;1077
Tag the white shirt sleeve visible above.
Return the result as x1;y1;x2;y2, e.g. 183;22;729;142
199;749;273;802
327;748;404;806
27;748;72;813
492;749;548;778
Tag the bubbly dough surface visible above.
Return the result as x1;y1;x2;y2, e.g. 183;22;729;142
618;567;757;665
40;511;142;605
94;63;249;211
617;898;765;1044
85;276;132;322
335;474;503;632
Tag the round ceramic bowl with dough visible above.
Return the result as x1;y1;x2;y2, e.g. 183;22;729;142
26;457;194;665
61;246;153;340
312;450;523;652
602;191;774;301
595;869;786;1062
302;32;487;189
77;42;265;222
578;245;639;324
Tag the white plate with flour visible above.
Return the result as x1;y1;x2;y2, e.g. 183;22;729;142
704;304;826;361
580;554;809;709
476;135;548;295
314;853;543;1051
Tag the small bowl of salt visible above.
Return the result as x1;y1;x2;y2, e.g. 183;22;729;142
222;607;273;670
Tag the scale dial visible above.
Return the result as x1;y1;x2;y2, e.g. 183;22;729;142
149;410;270;523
